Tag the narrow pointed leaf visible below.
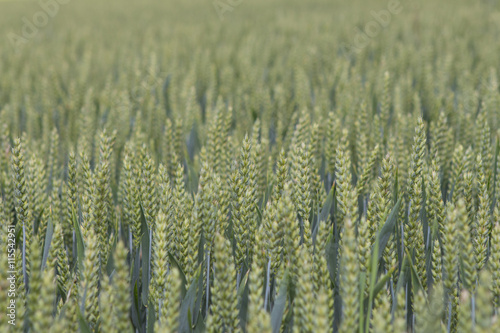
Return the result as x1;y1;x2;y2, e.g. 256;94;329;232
41;216;53;271
179;266;202;332
73;211;85;273
377;197;402;260
271;269;289;333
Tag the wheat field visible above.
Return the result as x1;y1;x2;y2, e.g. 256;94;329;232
0;0;500;332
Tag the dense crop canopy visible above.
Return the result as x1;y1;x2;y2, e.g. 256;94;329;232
0;0;500;332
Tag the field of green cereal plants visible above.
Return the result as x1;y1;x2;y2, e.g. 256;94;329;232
0;0;500;332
